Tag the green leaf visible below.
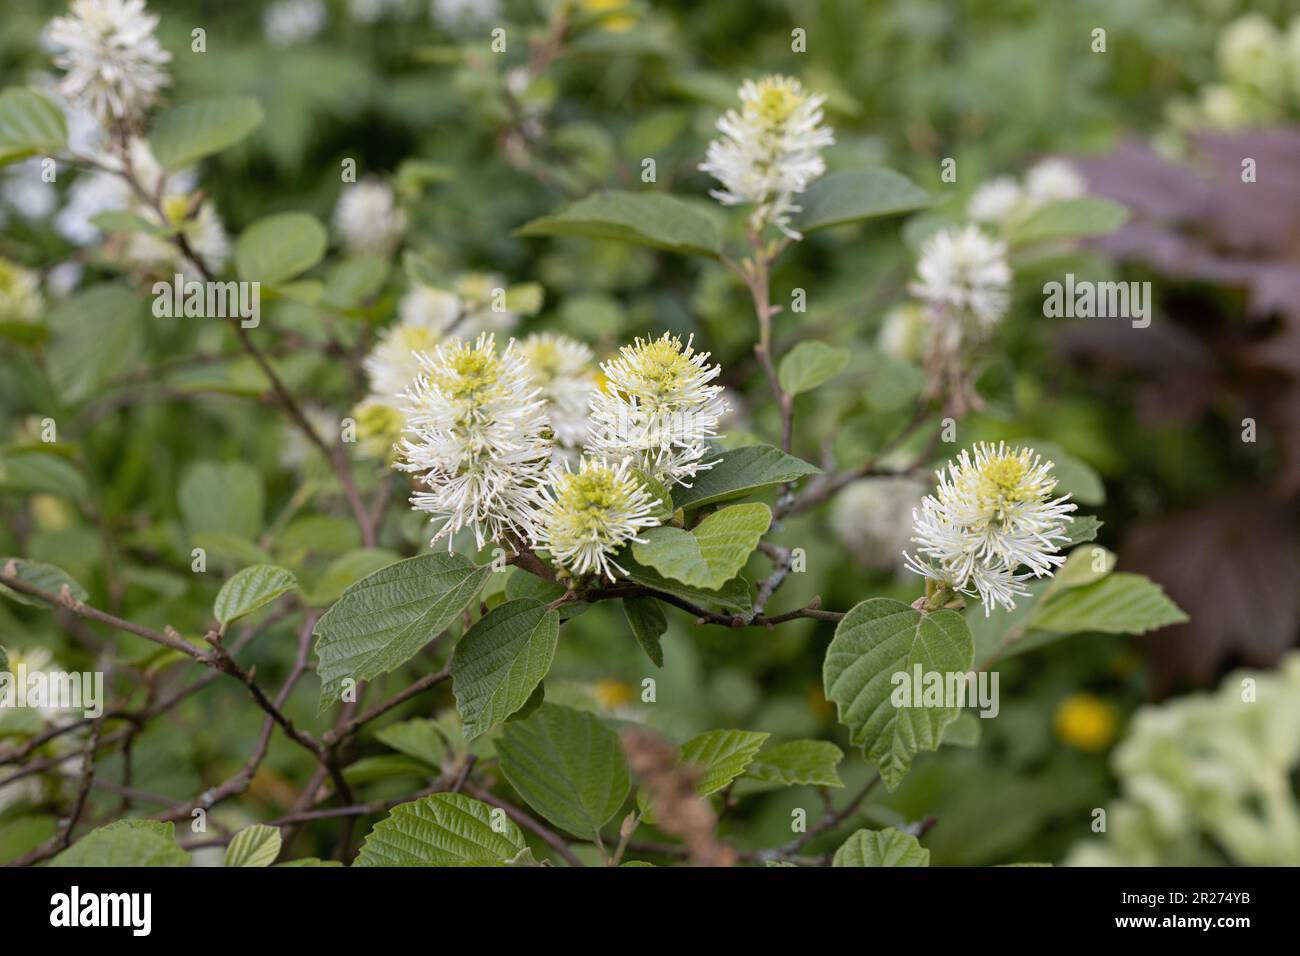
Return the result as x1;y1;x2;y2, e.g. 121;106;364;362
235;211;327;285
619;556;752;612
823;598;974;790
314;553;489;712
1048;545;1115;593
1030;573;1188;635
50;821;189;867
778;341;850;396
1020;439;1105;506
1008;196;1129;247
632;503;770;590
452;598;559;739
0;452;87;500
342;754;433;785
46;284;145;403
497;703;630;839
0;87;66;164
0;558;88;609
322;255;389;309
355;793;525;866
745;740;844;788
516;190;722;257
794;168;932;234
671;444;820;511
941;711;982;748
622;596;666;667
213;564;297;628
223;824;281;867
89;209;165;235
1063;514;1102;546
179;460;264;540
832;828;929;867
302;547;401;606
680;728;770;796
150;97;263;170
630;468;674;522
374;718;447;769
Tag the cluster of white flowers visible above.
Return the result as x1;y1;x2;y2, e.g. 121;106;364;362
398;333;553;550
45;0;170;127
1167;13;1300;131
333;177;407;258
903;442;1076;615
393;329;726;580
701;75;834;238
586;332;728;487
831;476;928;574
967;157;1088;229
534;456;660;581
909;224;1013;348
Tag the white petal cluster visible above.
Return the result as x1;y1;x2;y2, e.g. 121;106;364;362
45;0;170;127
910;224;1012;339
263;0;328;47
333;177;407;258
968;158;1087;229
700;75;834;238
831;476;927;573
587;332;727;487
536;457;660;582
518;332;598;448
398;333;551;550
904;442;1076;615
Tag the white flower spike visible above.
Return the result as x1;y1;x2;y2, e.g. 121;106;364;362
700;75;834;239
586;332;727;487
398;333;552;551
537;457;660;582
45;0;171;126
904;442;1076;615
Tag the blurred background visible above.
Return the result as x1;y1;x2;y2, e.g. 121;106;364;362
1;0;1298;866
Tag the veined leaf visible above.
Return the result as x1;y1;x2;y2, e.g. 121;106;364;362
631;503;770;590
671;444;820;511
823;598;974;789
0;87;66;164
497;703;630;839
314;554;489;712
50;821;189;867
619;556;752;612
235;211;327;285
213;564;297;628
679;728;769;796
778;341;850;396
745;740;844;789
832;827;929;867
622;596;666;667
355;793;524;866
223;825;281;867
0;558;88;609
1008;196;1129;247
452;598;559;739
1030;573;1187;635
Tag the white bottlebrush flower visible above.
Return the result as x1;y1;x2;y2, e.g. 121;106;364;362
587;332;727;487
1024;158;1088;205
263;0;328;47
0;257;44;323
398;333;552;550
904;442;1076;615
700;75;835;238
364;315;445;405
333;177;407;258
831;477;927;573
536;456;660;582
910;224;1012;334
518;332;598;448
44;0;171;126
967;176;1025;227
